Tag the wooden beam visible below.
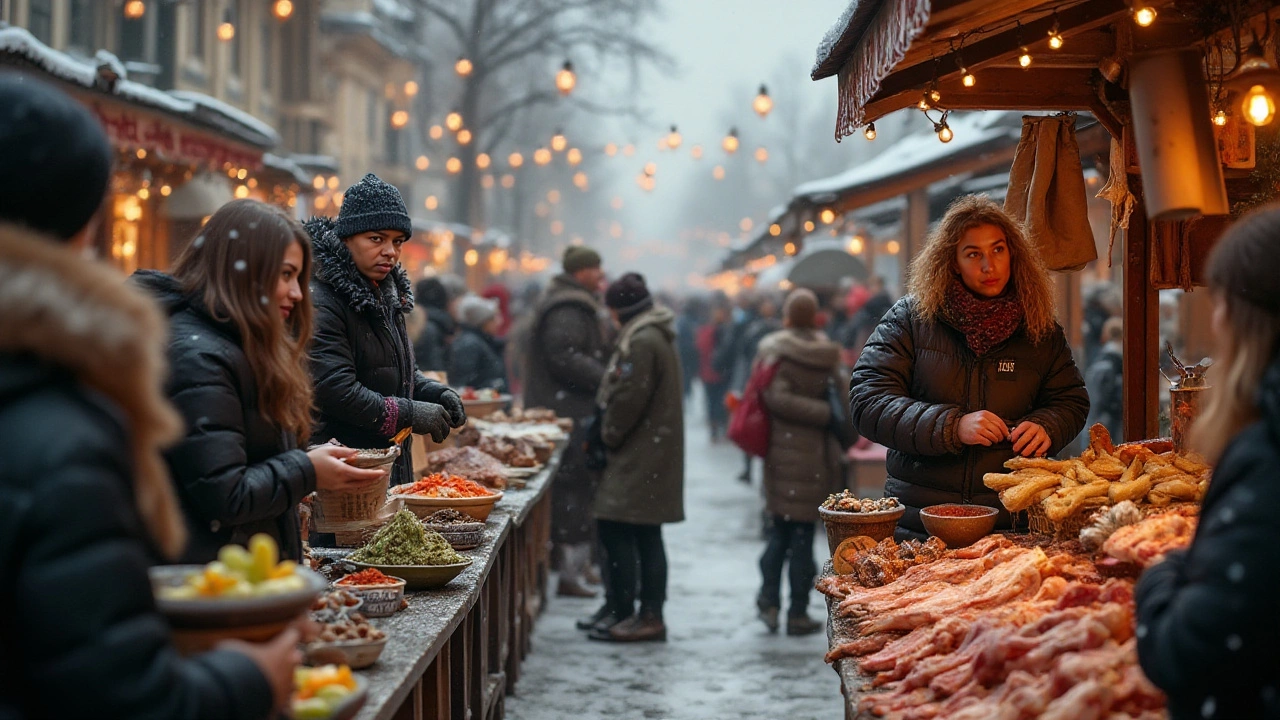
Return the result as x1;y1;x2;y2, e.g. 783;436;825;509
1122;180;1161;441
864;66;1099;121
824;141;1021;216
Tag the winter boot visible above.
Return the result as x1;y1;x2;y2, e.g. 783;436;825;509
756;594;780;634
786;612;823;637
576;603;614;631
556;543;597;598
591;608;665;643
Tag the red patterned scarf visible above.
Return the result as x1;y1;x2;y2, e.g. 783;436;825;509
941;277;1024;357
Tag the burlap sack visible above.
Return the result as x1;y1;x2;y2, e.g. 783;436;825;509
1004;115;1098;272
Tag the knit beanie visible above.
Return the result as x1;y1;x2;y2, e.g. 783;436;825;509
0;73;112;241
415;278;448;310
783;288;819;329
605;272;653;324
438;273;469;303
1208;205;1280;316
563;245;602;274
457;294;500;328
334;173;412;239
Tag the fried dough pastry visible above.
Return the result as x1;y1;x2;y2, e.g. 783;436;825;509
999;475;1067;512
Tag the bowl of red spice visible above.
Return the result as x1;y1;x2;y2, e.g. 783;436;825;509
920;504;999;548
391;474;503;522
334;568;406;618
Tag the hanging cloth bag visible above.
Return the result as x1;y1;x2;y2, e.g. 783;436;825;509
728;359;779;457
1004;114;1099;272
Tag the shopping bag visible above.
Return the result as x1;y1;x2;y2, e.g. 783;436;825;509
728;360;778;457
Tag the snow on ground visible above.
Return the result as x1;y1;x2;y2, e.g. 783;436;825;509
507;390;839;720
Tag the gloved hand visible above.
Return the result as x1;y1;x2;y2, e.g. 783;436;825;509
438;389;467;428
411;401;451;443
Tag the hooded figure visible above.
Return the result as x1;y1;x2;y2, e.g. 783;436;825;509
305;174;466;488
412;276;458;373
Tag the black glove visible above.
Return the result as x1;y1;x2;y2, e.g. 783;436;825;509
438;389;467;428
411;401;450;443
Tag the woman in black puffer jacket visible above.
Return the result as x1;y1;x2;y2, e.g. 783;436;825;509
1135;207;1280;720
306;174;467;487
134;200;386;563
849;196;1089;538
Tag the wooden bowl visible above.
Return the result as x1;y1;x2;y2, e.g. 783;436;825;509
392;490;503;522
151;566;327;630
462;395;511;419
347;558;473;591
920;504;999;548
818;505;905;553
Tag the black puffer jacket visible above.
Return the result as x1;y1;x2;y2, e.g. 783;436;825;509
132;271;315;563
450;326;508;392
414;307;455;373
848;297;1089;535
1135;359;1280;720
0;226;272;720
305;217;452;487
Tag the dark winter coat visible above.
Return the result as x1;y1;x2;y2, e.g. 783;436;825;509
759;329;845;523
595;308;685;525
0;226;272;720
848;297;1089;535
523;273;609;421
305;216;451;487
131;271;315;564
450;325;508;393
1135;359;1280;720
414;307;456;373
1084;340;1124;441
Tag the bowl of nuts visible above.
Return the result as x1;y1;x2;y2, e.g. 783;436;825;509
306;590;389;670
818;492;905;552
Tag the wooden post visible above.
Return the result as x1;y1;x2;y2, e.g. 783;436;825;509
1122;184;1161;440
901;188;929;289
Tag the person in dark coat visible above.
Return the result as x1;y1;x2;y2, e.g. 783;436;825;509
697;301;733;441
849;195;1089;538
675;295;706;400
756;290;844;636
1135;206;1280;720
133;200;386;563
305;174;467;489
412;276;458;373
588;273;685;643
449;294;508;392
0;75;295;719
523;246;610;597
1083;316;1124;441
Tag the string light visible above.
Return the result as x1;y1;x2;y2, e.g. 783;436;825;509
415;155;430;171
476;153;491;169
604;143;618;157
390;110;409;129
1018;46;1032;68
1133;5;1157;27
567;148;583;166
1047;17;1064;50
573;172;589;190
508;152;524;168
886;240;901;254
864;123;877;140
667;125;682;149
429;125;444;140
446;157;462;174
481;174;495;188
803;220;815;232
769;223;781;237
643;161;658;176
445;111;463;132
272;0;293;21
784;242;797;256
1242;85;1276;126
848;236;865;254
425;196;438;210
1213;109;1229;126
820;209;836;224
962;68;976;87
123;1;145;19
753;85;773;118
551;130;567;152
712;165;725;180
217;13;236;42
722;128;739;154
755;146;768;163
691;145;703;159
534;148;552;165
501;174;515;188
404;81;418;97
456;128;472;145
455;57;473;76
555;61;576;95
936;121;954;143
465;249;479;267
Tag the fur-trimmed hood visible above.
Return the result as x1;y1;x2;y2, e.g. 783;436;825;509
0;223;187;558
757;327;840;371
304;215;414;316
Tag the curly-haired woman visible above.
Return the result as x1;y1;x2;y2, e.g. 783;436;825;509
848;195;1089;538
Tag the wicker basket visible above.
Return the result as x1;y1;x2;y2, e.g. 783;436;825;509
1027;502;1097;539
328;499;401;547
818;506;905;553
312;474;392;533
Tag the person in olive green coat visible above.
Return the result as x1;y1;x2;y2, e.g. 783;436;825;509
590;273;685;643
756;289;844;636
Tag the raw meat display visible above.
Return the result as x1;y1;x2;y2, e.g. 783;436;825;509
420;446;509;489
1102;511;1197;567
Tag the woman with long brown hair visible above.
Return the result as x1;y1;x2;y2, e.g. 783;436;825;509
1135;207;1280;720
134;199;385;563
849;194;1089;538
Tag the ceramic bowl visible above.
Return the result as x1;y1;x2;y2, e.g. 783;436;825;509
150;566;327;629
347;558;473;591
392;490;503;522
818;505;905;553
333;576;406;618
920;504;999;548
305;636;388;670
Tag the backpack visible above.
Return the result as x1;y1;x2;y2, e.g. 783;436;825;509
728;360;779;457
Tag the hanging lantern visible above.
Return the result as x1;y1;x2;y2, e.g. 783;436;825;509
555;61;576;95
445;111;463;132
123;0;145;19
455;57;473;77
722;128;739;154
551;129;567;152
272;0;293;20
667;125;682;149
753;85;773;118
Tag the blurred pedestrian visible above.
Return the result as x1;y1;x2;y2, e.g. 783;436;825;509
0;74;297;719
506;281;543;398
412;276;460;373
697;299;733;441
524;246;610;598
305;174;467;488
1136;206;1280;720
1084;317;1124;441
133;200;385;563
737;293;781;482
1082;281;1120;366
675;295;706;401
755;289;843;636
450;293;508;392
482;282;513;338
848;195;1089;538
844;274;894;356
588;273;685;642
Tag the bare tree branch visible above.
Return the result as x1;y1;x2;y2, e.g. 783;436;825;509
421;1;468;44
477;90;561;130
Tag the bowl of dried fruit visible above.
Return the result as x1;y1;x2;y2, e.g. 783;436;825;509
818;492;905;552
919;504;998;548
333;568;406;618
423;509;487;550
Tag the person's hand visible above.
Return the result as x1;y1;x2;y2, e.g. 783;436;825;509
438;389;467;428
1011;421;1052;457
411;401;451;442
218;626;302;712
957;411;1009;446
307;445;388;491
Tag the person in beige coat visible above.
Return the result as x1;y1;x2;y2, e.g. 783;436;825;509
756;289;845;636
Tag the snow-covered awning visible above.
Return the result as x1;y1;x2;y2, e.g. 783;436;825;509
0;27;278;150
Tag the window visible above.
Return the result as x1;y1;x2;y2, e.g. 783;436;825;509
118;10;146;62
189;0;204;61
26;0;52;44
67;0;98;55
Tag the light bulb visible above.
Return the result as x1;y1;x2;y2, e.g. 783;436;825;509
753;85;773;118
918;96;931;110
1213;110;1228;126
429;125;443;140
820;209;836;224
551;131;567;152
722;129;739;154
937;123;954;143
390;110;409;129
604;143;618;157
415;155;430;171
446;157;462;174
1134;6;1156;27
217;21;235;42
455;57;473;77
962;71;976;87
508;152;524;168
445;111;463;132
534;148;552;166
476;153;491;169
928;88;941;103
404;81;418;97
566;148;582;166
1243;85;1276;126
864;123;877;140
769;223;781;237
1018;47;1032;68
555;61;576;95
754;146;768;163
667;126;682;149
456;128;472;145
123;0;145;19
1047;21;1064;50
272;0;293;20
